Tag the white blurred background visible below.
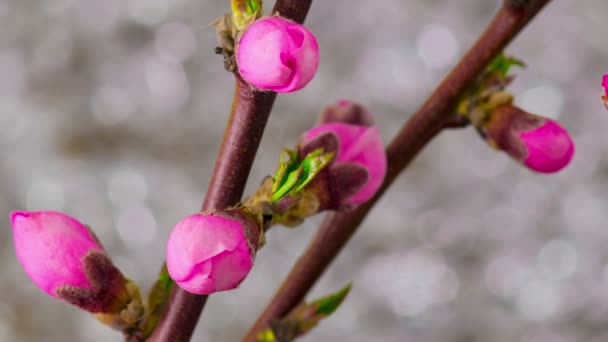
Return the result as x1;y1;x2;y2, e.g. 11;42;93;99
1;0;607;341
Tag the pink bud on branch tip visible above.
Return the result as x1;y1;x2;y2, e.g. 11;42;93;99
10;210;137;320
602;74;608;110
484;105;574;173
166;210;260;295
236;16;319;93
302;118;387;205
11;211;103;298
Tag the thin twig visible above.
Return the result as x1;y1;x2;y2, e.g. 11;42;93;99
147;1;314;341
244;1;553;340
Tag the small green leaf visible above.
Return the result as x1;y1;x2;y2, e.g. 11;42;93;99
270;148;335;203
272;167;303;203
294;149;335;193
486;53;525;78
232;0;263;31
312;284;352;316
272;149;299;194
266;284;353;341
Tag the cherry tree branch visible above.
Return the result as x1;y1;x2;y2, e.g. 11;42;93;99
147;1;314;341
244;1;553;340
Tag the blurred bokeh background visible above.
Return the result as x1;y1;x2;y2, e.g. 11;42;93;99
1;0;607;341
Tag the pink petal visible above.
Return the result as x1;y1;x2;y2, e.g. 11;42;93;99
520;120;575;173
11;211;102;297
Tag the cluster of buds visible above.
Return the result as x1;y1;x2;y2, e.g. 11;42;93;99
164;100;387;295
10;211;144;336
457;54;575;173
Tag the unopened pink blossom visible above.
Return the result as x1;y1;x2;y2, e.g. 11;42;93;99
166;211;258;295
484;105;574;174
236;16;319;93
10;211;103;297
519;119;574;173
302;122;387;205
602;74;608;110
318;100;374;127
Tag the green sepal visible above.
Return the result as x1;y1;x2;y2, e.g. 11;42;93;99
271;148;334;203
272;149;300;194
295;150;334;193
455;53;524;125
260;284;352;341
486;53;525;79
139;265;174;338
311;284;351;316
231;0;263;32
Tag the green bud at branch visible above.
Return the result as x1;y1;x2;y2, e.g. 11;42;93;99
257;284;352;342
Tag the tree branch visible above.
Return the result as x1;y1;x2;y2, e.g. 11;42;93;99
147;1;314;341
244;1;553;340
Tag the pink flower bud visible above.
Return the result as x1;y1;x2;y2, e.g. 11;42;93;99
485;105;574;173
318;100;374;127
166;210;260;295
302;122;387;205
236;17;319;93
602;74;608;110
11;211;104;298
519;120;574;173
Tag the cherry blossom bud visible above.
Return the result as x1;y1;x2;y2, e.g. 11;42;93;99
166;209;261;295
318;100;374;127
484;105;574;173
10;211;138;319
236;16;319;93
602;74;608;110
301;120;387;206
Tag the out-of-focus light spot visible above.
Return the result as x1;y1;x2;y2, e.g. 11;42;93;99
91;86;134;125
107;167;148;206
25;179;66;211
561;187;606;237
43;0;75;16
416;25;459;69
390;250;459;317
360;249;459;318
145;57;190;111
357;46;429;107
483;205;527;241
516;278;561;321
0;49;26;96
115;205;157;246
128;0;169;26
600;264;608;286
525;331;567;342
485;254;532;298
0;2;11;18
538;239;577;280
518;85;564;119
0;100;29;143
155;22;197;64
469;149;509;179
77;0;123;33
32;28;74;73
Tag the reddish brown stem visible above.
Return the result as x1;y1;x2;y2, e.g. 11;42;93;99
244;1;552;340
147;1;313;341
